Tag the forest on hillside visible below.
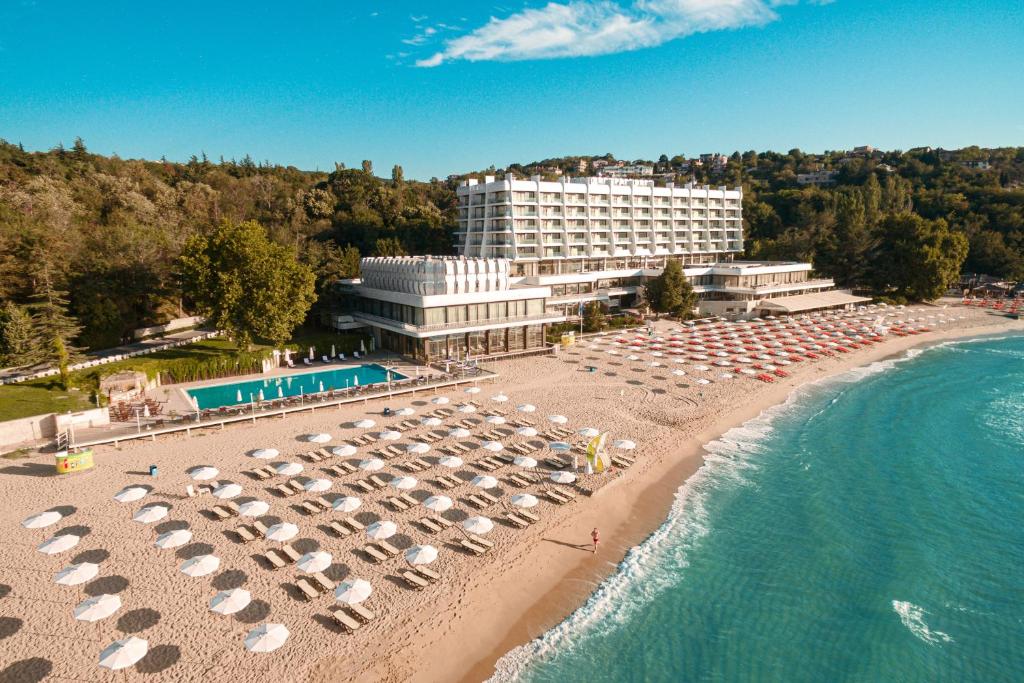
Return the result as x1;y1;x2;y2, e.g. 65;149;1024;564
1;140;1022;365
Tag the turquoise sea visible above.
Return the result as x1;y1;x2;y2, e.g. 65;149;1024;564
494;333;1024;683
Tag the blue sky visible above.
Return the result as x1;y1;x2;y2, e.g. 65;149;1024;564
1;0;1022;179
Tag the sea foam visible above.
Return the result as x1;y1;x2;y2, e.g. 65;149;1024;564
892;600;954;645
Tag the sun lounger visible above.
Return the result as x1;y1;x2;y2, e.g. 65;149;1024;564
430;514;454;529
459;539;488;555
377;540;400;556
415;566;441;582
544;456;569;470
273;483;293;497
286;479;306;494
330;607;362;633
353;480;375;493
363;545;388;563
299;500;321;515
611;456;634;468
475;459;498;472
397;462;419;474
329;520;352;537
517;509;540;523
308;572;335;592
249;467;273;480
295;578;319;601
314;496;334;511
369;475;389;488
263;550;287;570
304;451;324;463
418;517;443;533
253;520;269;537
504;513;529;528
434;476;457;490
186;485;196;497
210;505;233;520
344;517;365;531
399;493;418;508
466;495;488;510
469;534;494;549
386;497;409;512
479;491;500;505
349;603;375;623
400;570;430;590
279;544;301;563
234;525;258;542
544;490;570;505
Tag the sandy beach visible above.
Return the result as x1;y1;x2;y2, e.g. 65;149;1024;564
0;304;1018;683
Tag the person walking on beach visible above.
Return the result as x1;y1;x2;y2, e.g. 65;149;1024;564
591;527;600;553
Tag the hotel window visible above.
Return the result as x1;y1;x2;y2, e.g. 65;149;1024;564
507;326;525;350
508;299;527;318
423;308;445;326
488;329;507;353
488;302;507;319
427;338;446;359
467;303;488;321
526;299;545;316
447;305;467;323
525;325;544;348
468;331;486;355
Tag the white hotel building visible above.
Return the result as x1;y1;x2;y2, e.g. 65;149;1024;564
331;175;867;362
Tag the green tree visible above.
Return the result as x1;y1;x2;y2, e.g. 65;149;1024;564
0;300;36;367
29;276;83;388
391;164;404;185
373;237;406;256
340;245;362;278
179;220;317;348
870;213;969;301
861;172;882;226
361;159;374;175
816;191;874;287
582;302;606;332
645;260;697;319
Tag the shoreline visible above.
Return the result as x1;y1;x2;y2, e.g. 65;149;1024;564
447;319;1022;683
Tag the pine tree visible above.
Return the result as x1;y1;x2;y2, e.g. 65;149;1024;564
362;159;374;175
29;274;83;386
391;164;404;185
645;260;697;319
582;302;606;332
0;300;37;367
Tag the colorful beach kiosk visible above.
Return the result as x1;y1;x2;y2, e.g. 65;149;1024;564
55;449;94;474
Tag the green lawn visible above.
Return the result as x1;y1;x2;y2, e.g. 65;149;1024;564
0;381;93;422
0;329;370;423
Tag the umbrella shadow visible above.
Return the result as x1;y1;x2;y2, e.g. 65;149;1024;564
71;548;110;564
445;508;469;523
388;534;414;551
55;524;91;538
278;582;308;603
353;511;380;525
135;644;180;675
312;613;344;634
211;569;248;591
0;657;52;682
291;537;320;554
175;542;214;560
324;563;350;582
0;585;10;599
154;520;190;534
0;616;23;640
234;599;271;624
116;608;161;633
46;505;77;517
84;575;129;596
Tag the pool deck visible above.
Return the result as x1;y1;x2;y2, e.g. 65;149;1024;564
70;355;500;449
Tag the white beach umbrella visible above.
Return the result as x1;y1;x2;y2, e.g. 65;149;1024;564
464;386;482;395
484;415;506;425
513;456;537;468
626;354;640;361
354;419;376;429
672;369;687;377
471;475;498;489
511;493;539;508
132;505;169;524
245;623;289;653
613;439;636;450
420;416;442;427
395;407;416;417
179;554;220;577
578;427;600;438
213;483;243;499
335;579;373;605
250;448;279;459
265;523;299;542
359;458;384;472
550;471;577;484
456;404;476;413
332;444;357;457
516;404;536;413
462;516;494;535
491;393;509;403
548;441;571;453
333;496;362;513
448;427;471;438
275;462;303;477
480;441;503;452
307;433;332;444
54;561;99;586
697;378;711;385
189;466;219;480
303;478;332;493
99;636;148;670
75;594;122;622
406;442;431;454
38;533;79;555
548;415;568;425
238;500;270;517
437;455;463;468
210;588;251;615
390;476;417;490
113;486;148;503
431;396;451;405
22;510;63;529
155;529;193;549
423;495;453;513
405;544;438;565
365;520;397;540
516;426;538;437
379;430;402;441
297;551;333;573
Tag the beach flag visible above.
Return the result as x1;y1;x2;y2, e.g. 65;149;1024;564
587;433;610;474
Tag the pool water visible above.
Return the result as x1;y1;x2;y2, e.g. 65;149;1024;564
186;363;403;409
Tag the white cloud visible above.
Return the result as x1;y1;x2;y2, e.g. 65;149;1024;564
415;0;821;67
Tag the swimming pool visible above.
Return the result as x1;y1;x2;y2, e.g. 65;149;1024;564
186;364;404;410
